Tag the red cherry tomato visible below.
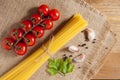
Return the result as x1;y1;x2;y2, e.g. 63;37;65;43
41;19;53;30
31;13;41;25
21;20;33;32
14;41;27;56
24;33;36;46
38;4;49;16
10;28;25;41
32;26;44;38
2;37;15;50
49;9;60;21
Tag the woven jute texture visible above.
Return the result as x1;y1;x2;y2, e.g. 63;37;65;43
0;0;116;80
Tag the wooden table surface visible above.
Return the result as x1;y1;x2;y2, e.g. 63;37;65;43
85;0;120;79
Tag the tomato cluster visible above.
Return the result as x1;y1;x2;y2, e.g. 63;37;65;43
2;4;60;56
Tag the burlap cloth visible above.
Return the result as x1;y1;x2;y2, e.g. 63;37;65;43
0;0;116;80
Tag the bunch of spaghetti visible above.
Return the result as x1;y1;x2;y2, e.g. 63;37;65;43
0;14;87;80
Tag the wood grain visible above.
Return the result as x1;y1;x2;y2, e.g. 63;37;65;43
85;0;120;79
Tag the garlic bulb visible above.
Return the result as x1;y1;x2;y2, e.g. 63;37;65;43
68;45;79;53
85;28;95;41
73;54;85;63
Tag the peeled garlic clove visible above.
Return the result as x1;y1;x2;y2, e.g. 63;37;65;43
85;28;95;41
68;45;79;53
73;54;85;63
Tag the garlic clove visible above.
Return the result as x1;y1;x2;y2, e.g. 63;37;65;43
73;54;85;63
85;28;95;41
68;45;79;53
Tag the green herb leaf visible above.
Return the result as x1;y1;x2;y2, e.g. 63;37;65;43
47;57;74;76
67;64;74;73
62;62;67;74
65;58;71;64
47;68;58;75
56;59;63;69
48;59;58;70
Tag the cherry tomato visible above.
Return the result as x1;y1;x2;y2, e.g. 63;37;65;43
38;4;49;16
21;20;33;32
32;26;44;38
41;19;53;30
14;41;27;55
10;28;25;41
31;13;41;25
2;37;15;50
49;9;60;21
24;33;36;46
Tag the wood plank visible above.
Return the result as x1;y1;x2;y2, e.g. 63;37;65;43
93;53;120;79
85;0;120;79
